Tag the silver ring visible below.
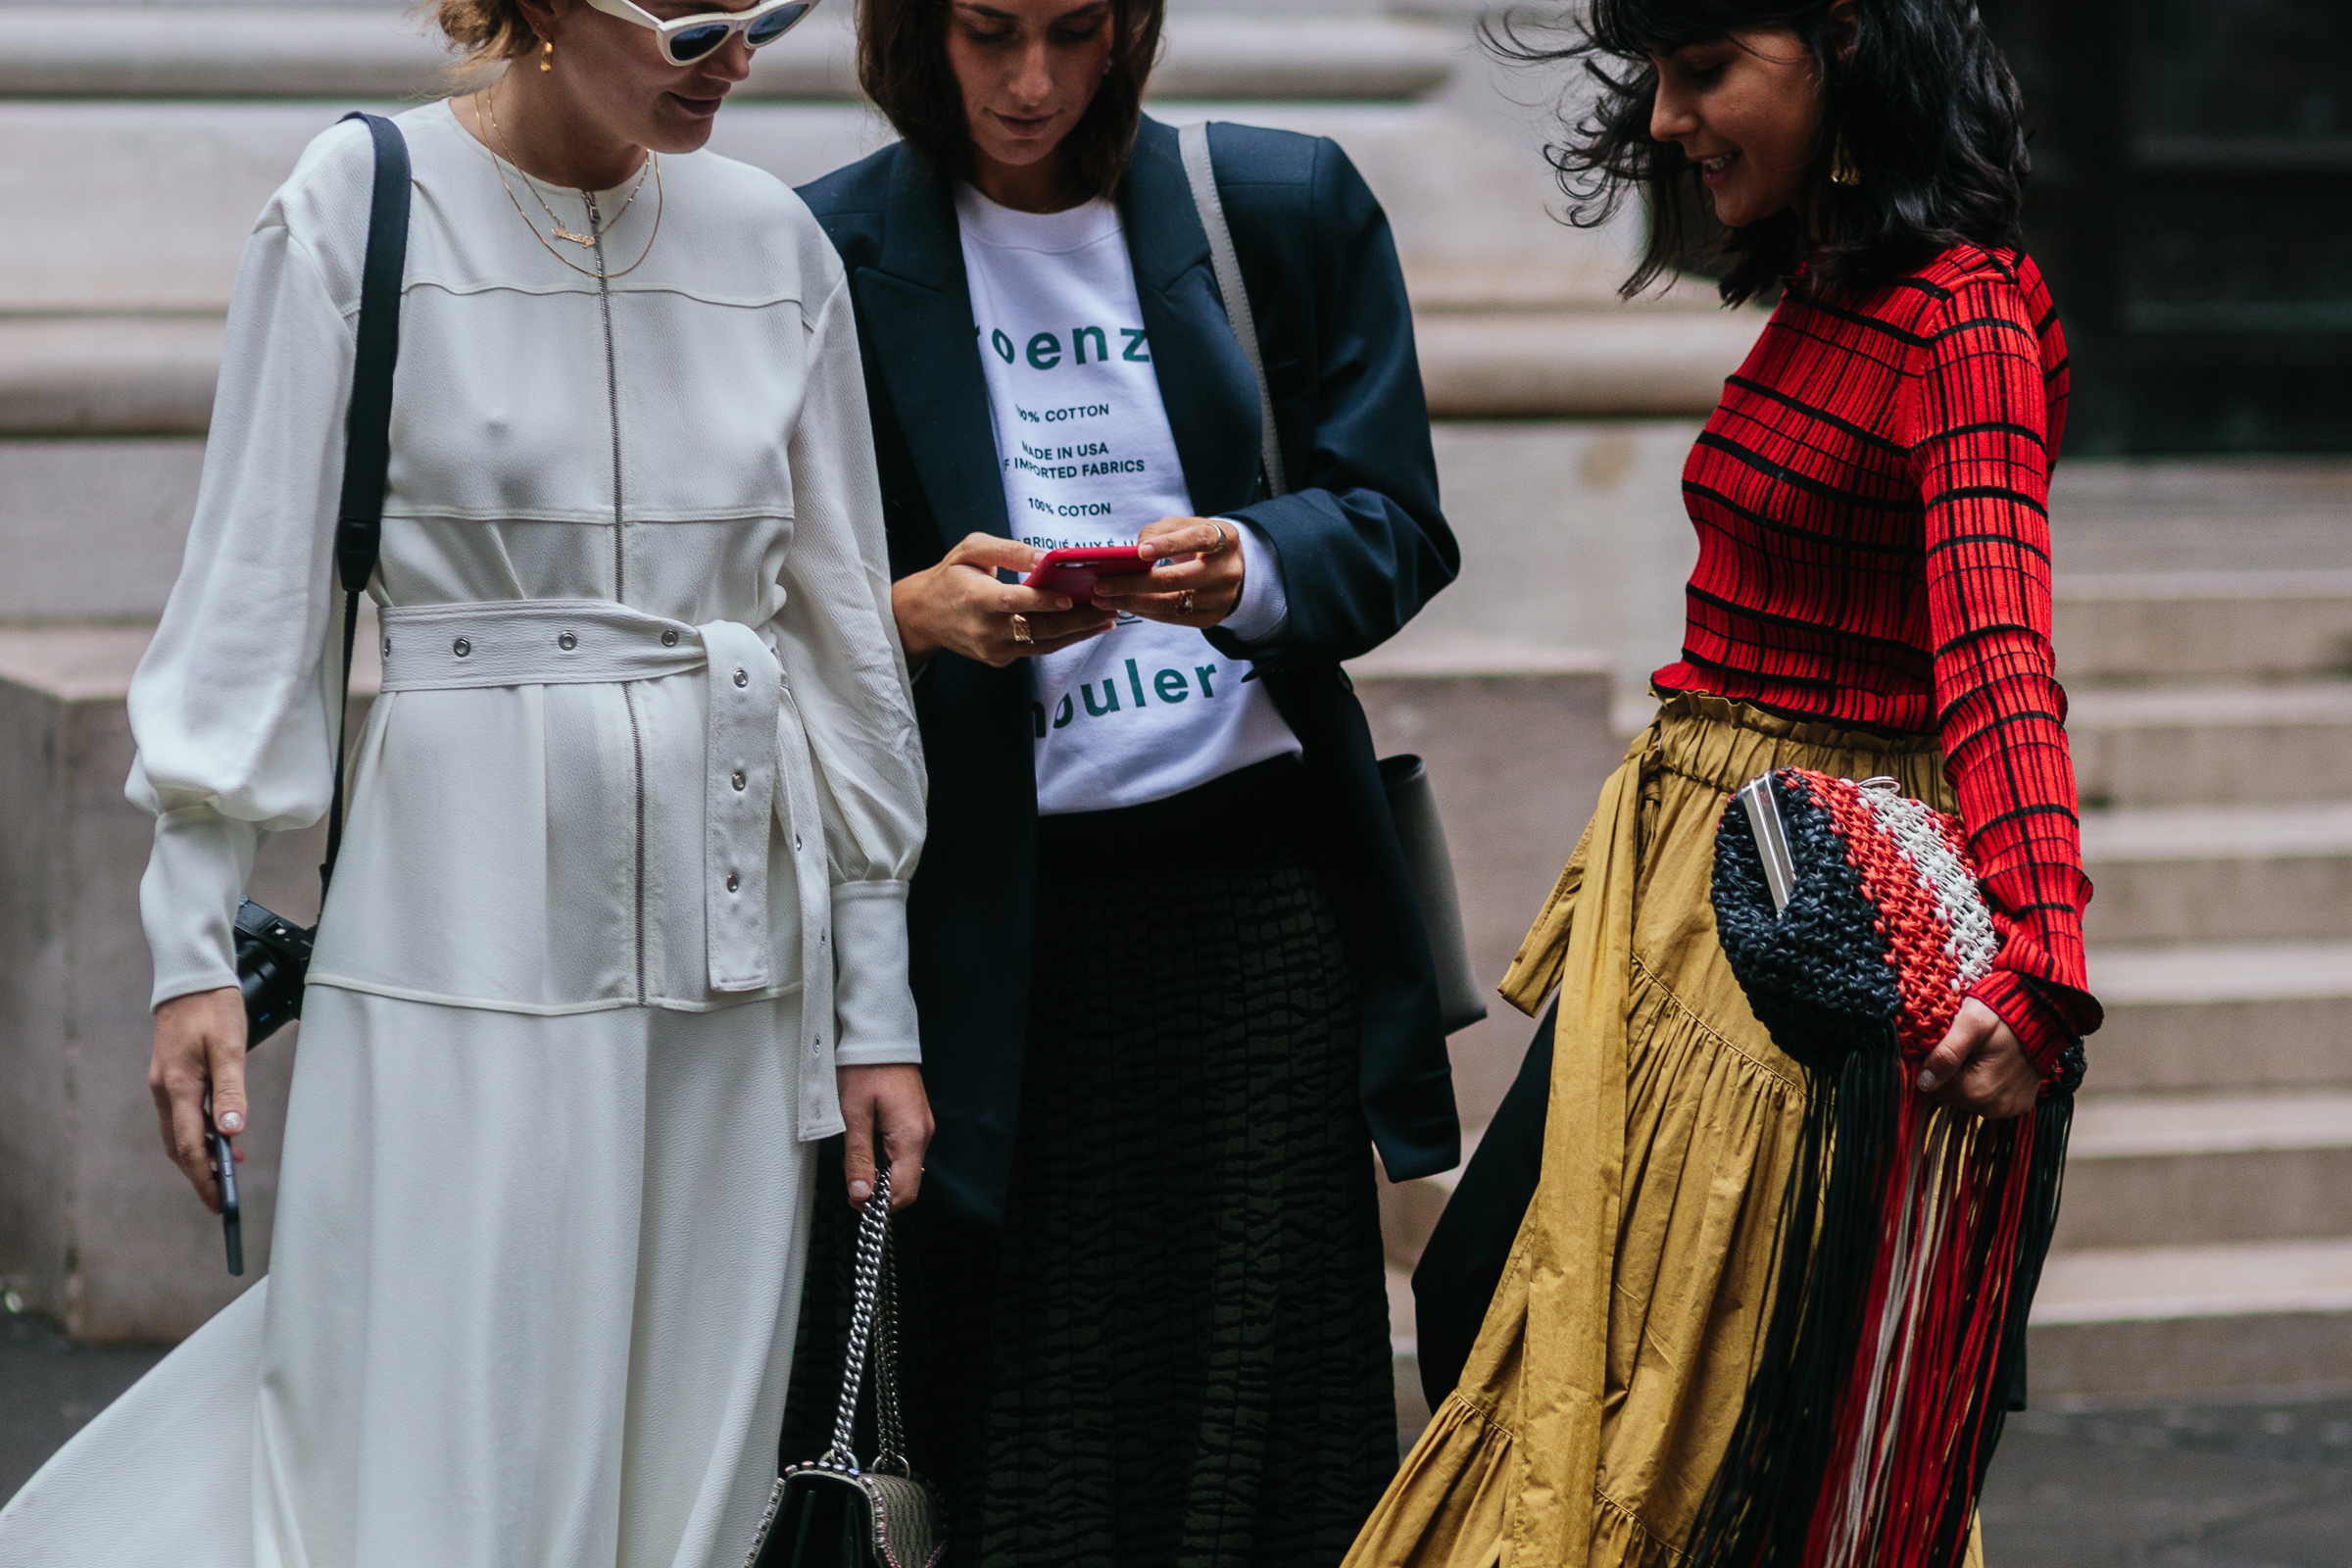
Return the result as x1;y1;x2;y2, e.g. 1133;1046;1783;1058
1009;613;1034;646
1207;521;1231;556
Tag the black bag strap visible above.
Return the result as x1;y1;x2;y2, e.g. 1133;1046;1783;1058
322;111;410;898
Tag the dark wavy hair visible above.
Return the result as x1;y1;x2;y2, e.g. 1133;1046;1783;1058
1493;0;2031;305
858;0;1165;199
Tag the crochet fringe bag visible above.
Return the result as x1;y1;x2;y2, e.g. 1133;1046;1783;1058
1692;769;2087;1568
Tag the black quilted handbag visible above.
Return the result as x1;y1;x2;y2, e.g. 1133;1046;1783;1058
748;1167;944;1568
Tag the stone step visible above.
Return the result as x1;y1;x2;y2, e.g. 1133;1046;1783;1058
2056;1090;2352;1250
2054;570;2352;683
0;306;1757;438
1411;309;1767;418
2030;1238;2352;1399
2067;681;2352;808
0;7;1452;102
2046;461;2352;577
2080;802;2352;945
2082;940;2352;1095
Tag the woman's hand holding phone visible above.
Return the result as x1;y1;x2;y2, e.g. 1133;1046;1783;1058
1091;515;1247;628
892;533;1116;668
150;986;248;1212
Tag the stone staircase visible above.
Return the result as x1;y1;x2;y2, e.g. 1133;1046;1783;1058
2033;461;2352;1400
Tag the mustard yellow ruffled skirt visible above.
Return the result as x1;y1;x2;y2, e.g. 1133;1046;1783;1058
1346;692;1984;1568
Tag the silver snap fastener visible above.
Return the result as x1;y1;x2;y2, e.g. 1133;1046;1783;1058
731;769;747;791
453;637;470;658
733;668;750;688
725;870;741;893
381;637;391;657
558;631;577;651
793;833;804;852
661;628;679;648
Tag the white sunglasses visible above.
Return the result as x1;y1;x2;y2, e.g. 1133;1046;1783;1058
581;0;822;67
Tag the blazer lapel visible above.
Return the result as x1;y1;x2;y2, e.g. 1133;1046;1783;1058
1120;118;1263;518
861;147;1012;548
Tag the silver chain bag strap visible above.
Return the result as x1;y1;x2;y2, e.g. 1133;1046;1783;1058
746;1167;944;1568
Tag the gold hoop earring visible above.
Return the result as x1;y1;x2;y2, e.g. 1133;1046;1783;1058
1830;138;1860;186
540;37;555;72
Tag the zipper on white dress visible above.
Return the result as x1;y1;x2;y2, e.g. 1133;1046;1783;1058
587;190;651;1007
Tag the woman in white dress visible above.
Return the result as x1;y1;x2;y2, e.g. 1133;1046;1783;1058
0;2;931;1563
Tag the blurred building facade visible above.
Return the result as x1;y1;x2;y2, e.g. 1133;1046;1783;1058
1;0;2349;1431
1987;0;2352;451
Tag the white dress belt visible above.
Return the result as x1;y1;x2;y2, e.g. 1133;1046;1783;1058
377;598;806;999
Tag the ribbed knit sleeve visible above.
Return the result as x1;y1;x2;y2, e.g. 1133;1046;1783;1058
1907;272;2102;1071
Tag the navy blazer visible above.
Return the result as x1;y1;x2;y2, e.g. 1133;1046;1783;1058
799;115;1461;1224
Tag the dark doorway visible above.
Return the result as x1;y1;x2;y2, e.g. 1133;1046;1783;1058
1986;0;2352;453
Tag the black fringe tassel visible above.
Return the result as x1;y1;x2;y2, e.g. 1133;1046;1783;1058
1684;1035;1902;1568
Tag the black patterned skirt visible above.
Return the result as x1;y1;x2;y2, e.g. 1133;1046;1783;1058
784;758;1397;1567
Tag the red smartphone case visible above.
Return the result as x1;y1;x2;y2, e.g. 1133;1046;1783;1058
1023;546;1151;607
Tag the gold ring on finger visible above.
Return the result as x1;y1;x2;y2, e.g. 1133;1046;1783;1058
1009;613;1034;646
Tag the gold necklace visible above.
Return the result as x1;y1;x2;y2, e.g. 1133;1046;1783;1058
471;92;663;281
482;91;652;246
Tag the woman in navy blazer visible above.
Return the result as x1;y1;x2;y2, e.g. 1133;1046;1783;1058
783;0;1459;1558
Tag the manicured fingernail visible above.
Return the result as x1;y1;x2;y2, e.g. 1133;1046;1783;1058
1053;597;1071;610
849;1179;872;1200
1916;1070;1936;1092
218;1110;242;1133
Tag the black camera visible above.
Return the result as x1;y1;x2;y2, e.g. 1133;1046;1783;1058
234;899;314;1047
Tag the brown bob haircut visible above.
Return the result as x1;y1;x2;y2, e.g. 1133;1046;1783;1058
858;0;1167;199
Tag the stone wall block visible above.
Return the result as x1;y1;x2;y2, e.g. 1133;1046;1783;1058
1351;665;1621;1126
0;651;337;1344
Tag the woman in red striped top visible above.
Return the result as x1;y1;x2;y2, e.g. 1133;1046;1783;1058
1352;3;2097;1566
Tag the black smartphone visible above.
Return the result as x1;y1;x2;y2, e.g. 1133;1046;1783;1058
206;1093;242;1277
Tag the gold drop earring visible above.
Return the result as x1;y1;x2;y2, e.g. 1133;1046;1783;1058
1831;137;1860;186
540;37;555;72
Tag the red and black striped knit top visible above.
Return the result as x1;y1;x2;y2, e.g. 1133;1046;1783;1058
1654;244;2100;1071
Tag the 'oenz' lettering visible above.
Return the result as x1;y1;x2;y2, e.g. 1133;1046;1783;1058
977;322;1148;371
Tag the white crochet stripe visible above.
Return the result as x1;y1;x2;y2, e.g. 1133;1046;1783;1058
1856;786;2001;995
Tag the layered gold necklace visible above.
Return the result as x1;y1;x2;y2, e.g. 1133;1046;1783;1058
472;90;663;280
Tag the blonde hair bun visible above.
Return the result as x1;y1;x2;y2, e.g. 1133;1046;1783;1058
435;0;538;63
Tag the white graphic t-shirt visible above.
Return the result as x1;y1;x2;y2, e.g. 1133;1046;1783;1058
956;183;1300;815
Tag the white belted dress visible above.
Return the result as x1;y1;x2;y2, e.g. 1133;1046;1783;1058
0;100;925;1568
